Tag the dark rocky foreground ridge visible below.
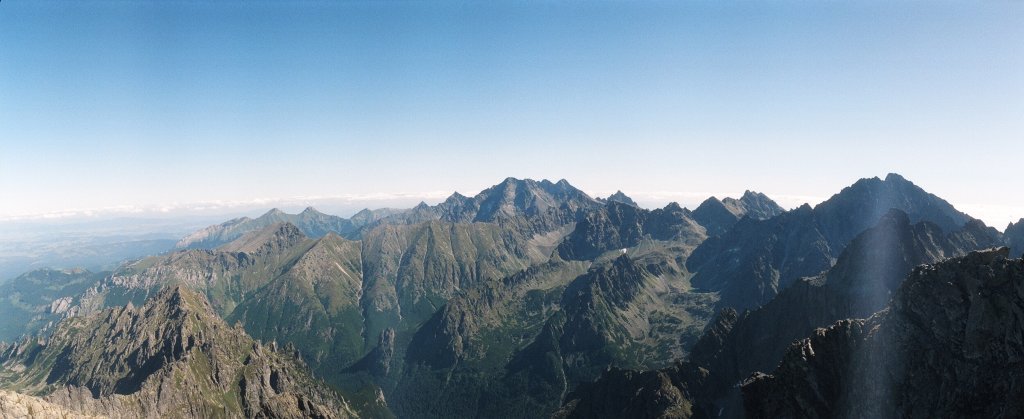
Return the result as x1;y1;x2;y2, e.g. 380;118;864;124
0;286;354;418
556;248;1024;418
1;174;1022;418
743;248;1024;418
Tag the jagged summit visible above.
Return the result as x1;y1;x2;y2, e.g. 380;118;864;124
692;190;783;236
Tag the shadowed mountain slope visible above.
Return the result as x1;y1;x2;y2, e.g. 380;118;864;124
686;173;981;310
743;248;1024;418
688;210;1002;411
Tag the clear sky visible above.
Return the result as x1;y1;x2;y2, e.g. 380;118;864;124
1;1;1022;227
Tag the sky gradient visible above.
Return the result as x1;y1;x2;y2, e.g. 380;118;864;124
1;1;1022;227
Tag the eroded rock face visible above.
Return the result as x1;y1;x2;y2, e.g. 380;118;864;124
742;248;1024;418
0;286;354;419
0;389;102;419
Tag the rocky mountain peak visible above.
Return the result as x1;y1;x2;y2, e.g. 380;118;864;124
662;201;685;213
729;190;784;219
262;208;286;218
814;173;972;248
693;192;783;237
884;172;908;182
444;191;469;202
602;191;638;207
1005;218;1024;258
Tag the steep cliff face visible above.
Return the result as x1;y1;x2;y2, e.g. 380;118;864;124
0;286;354;419
743;248;1024;418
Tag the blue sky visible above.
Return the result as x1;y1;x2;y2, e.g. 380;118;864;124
1;1;1022;227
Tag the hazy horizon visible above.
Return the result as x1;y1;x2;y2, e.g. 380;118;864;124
0;173;1020;231
2;2;1022;228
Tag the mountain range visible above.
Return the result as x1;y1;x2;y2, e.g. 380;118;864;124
0;174;1021;418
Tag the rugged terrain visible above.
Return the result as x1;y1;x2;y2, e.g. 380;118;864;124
1;174;1020;419
0;286;354;418
743;248;1024;418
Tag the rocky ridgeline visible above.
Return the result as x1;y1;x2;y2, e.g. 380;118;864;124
743;248;1024;418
